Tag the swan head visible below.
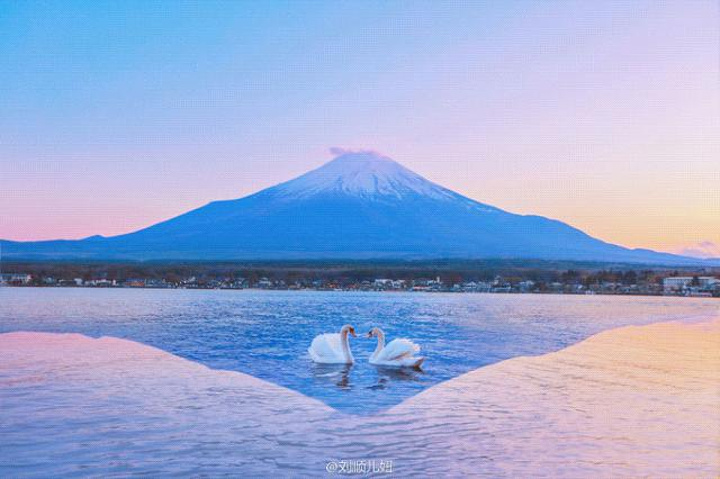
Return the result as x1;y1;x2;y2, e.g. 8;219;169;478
367;327;382;338
341;324;357;337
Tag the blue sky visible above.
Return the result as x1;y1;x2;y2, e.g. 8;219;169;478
1;1;718;254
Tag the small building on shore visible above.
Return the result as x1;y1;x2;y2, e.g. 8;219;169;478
663;276;719;293
0;273;32;285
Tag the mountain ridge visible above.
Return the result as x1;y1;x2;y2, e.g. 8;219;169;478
1;150;714;265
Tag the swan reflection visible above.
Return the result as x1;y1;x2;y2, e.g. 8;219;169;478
312;363;353;390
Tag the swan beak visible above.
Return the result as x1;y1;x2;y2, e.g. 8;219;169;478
366;331;373;338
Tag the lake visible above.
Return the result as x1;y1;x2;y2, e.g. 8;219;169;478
1;288;716;413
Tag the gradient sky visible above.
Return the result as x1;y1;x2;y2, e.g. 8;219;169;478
1;1;718;255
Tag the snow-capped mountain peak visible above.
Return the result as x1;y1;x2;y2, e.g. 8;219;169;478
272;150;457;200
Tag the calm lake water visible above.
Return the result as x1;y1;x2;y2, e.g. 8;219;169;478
0;288;716;413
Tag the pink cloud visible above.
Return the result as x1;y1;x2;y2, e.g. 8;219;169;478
328;147;386;158
674;241;720;259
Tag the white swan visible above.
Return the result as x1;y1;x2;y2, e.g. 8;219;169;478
367;327;424;368
308;324;357;364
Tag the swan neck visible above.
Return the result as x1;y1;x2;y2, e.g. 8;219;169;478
341;329;351;362
373;330;386;357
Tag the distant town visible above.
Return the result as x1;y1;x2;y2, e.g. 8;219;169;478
2;260;718;298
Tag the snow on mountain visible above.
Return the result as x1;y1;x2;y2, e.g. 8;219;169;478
272;150;456;200
264;150;500;216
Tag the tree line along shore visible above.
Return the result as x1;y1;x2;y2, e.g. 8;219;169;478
2;260;718;297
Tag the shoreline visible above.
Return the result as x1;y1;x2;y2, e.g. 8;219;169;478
2;284;718;299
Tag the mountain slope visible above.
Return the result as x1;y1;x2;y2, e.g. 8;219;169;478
0;151;709;264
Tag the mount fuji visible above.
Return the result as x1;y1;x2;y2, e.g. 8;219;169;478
0;150;706;264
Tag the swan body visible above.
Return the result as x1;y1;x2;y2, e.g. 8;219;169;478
308;324;357;364
367;327;424;368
